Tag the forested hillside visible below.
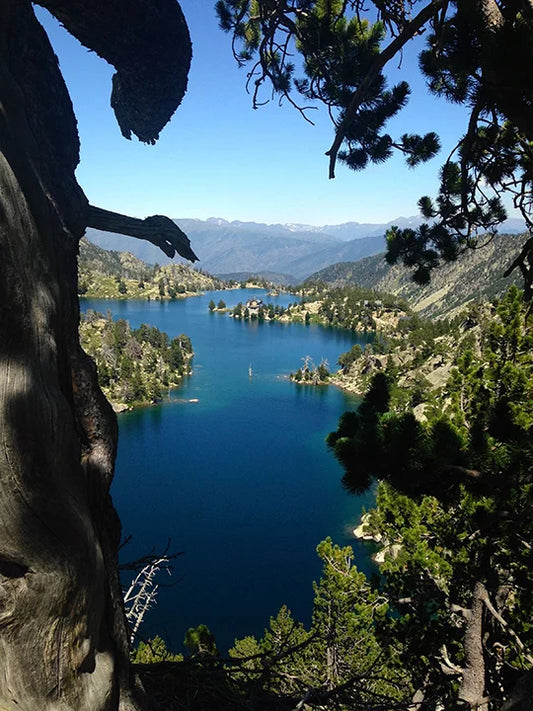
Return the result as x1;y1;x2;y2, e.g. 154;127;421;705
307;233;524;317
325;287;533;705
78;237;229;299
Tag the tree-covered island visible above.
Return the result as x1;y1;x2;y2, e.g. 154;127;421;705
80;311;193;410
225;286;408;327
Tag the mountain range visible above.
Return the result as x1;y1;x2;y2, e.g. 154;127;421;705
86;215;526;284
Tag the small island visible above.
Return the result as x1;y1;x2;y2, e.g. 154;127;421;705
80;310;193;410
290;355;330;384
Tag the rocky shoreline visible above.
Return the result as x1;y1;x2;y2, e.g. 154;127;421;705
353;513;401;564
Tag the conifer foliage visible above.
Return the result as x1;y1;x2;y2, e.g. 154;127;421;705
217;0;533;293
325;287;533;707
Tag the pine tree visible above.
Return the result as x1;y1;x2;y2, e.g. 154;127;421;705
326;288;533;705
218;0;533;295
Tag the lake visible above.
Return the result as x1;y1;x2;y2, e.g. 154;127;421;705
82;290;375;653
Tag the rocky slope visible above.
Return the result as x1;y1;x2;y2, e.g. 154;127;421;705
78;237;229;299
306;233;525;317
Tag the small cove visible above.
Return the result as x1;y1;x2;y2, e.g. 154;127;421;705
82;290;375;652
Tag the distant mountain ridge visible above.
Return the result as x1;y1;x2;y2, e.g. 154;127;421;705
85;215;526;284
305;232;525;317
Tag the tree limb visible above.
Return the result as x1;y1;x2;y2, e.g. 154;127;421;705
36;0;192;143
503;235;533;299
503;236;533;279
326;0;447;178
459;582;488;708
87;205;198;261
438;464;482;480
480;587;533;666
440;644;464;676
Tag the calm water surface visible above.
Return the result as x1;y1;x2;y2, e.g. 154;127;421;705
82;290;375;652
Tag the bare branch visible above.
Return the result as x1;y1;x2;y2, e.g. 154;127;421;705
123;555;174;645
87;205;198;262
440;644;464;676
480;587;533;666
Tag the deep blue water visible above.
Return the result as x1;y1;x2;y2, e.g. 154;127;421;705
82;290;375;653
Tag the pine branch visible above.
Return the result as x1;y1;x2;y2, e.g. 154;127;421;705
326;0;448;178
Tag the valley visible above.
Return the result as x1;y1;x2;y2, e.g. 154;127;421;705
82;289;372;654
78;237;533;708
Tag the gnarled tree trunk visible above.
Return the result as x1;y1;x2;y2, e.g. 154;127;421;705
0;1;191;708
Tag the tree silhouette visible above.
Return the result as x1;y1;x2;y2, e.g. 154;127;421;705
0;1;193;707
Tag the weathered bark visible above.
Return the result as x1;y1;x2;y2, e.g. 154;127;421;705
0;1;191;708
458;582;488;709
501;671;533;711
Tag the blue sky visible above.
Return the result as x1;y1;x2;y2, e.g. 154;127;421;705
36;2;470;226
